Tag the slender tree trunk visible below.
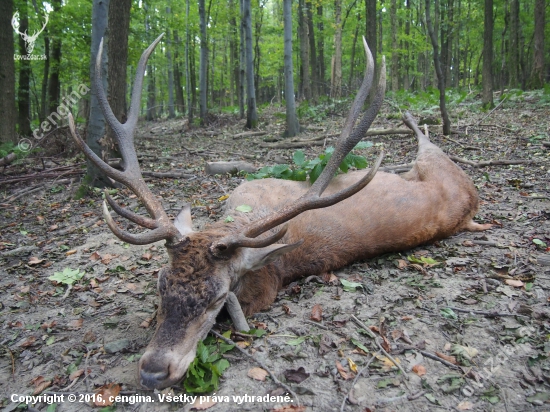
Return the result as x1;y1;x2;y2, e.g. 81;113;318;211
0;0;16;144
298;0;311;101
306;0;318;102
198;0;208;124
185;0;193;123
283;0;299;137
253;4;264;101
528;0;545;89
243;0;257;128
509;0;519;88
166;27;175;118
47;0;62;114
331;0;342;98
106;0;130;154
317;5;325;96
239;0;245;118
390;0;398;92
365;0;377;68
425;0;451;135
499;2;509;93
87;0;110;186
41;36;50;121
145;11;156;121
404;0;411;90
173;31;185;113
348;19;360;91
229;0;237;107
17;2;32;136
482;0;494;108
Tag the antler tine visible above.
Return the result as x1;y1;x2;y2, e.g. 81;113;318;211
212;40;386;254
69;34;182;246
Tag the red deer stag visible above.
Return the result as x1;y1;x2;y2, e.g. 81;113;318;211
69;34;491;390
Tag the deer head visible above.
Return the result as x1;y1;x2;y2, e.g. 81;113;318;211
69;33;385;389
12;12;48;55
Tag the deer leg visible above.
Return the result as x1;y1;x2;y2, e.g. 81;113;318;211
464;220;493;232
225;292;250;332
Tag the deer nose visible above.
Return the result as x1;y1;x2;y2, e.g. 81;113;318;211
139;367;169;389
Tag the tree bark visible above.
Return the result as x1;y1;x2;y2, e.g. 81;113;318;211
528;0;545;89
306;1;318;102
482;0;494;108
185;0;193;123
331;0;342;98
390;0;398;92
298;0;311;101
106;0;130;155
198;0;208;124
17;2;32;136
509;0;519;88
239;0;245;118
173;31;185;113
166;26;175;118
87;0;110;186
283;0;300;137
47;0;62;114
0;0;16;144
425;0;451;135
243;0;257;128
316;5;325;96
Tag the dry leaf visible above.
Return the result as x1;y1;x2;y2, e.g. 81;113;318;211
48;224;58;231
142;252;153;260
435;352;458;364
140;317;154;328
28;256;44;265
101;253;119;265
67;318;83;330
396;259;408;269
412;364;426;376
69;369;84;380
505;279;524;288
19;336;37;347
94;383;121;406
271;406;307;412
32;380;51;395
236;341;250;348
41;320;57;330
283;367;310;383
191;399;217;410
310;304;323;322
391;329;404;341
401;316;413;321
347;357;358;373
282;304;291;315
336;361;354;380
248;367;268;381
89;251;101;261
65;249;77;256
457;400;474;410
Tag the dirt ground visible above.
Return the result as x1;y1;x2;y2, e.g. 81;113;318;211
1;93;549;412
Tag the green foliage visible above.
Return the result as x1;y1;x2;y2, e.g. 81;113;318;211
184;336;234;393
246;142;372;183
0;142;32;162
49;268;83;286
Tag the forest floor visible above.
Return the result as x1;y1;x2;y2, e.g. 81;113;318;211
1;91;550;412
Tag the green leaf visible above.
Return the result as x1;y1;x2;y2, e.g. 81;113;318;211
49;268;83;286
340;279;363;292
286;336;308;346
290;169;307;181
46;336;55;346
235;204;253;213
351;338;369;353
244;328;267;338
224;215;235;222
293;150;306;166
533;239;547;247
310;163;324;183
440;308;458;320
354;141;373;150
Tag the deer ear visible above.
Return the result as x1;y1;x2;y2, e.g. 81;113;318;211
174;203;194;236
240;241;303;273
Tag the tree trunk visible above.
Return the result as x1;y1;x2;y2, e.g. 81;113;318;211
166;27;175;118
316;5;325;96
306;0;318;102
298;0;311;101
243;0;257;129
173;31;185;113
331;0;342;98
528;0;545;89
0;0;16;144
482;0;494;108
283;0;300;137
198;0;208;124
253;4;264;101
47;0;62;114
239;0;245;118
348;19;360;91
17;2;31;136
145;12;156;121
390;0;398;92
185;0;193;123
106;0;130;155
509;0;519;88
229;0;237;107
87;0;110;186
425;0;451;135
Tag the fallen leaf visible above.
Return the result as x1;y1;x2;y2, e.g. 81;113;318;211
89;251;101;261
336;361;354;380
65;249;77;256
101;253;119;265
396;259;408;269
505;279;524;288
462;240;475;247
391;329;404;341
191;399;217;410
401;316;413;321
28;256;44;265
310;304;323;322
41;320;57;330
82;331;97;343
347;357;358;373
412;364;427;376
271;406;307;412
283;367;310;383
322;272;339;284
248;367;268;381
94;383;121;406
32;379;51;395
67;318;83;330
69;369;84;380
140;317;154;328
282;304;291;315
435;352;458;364
141;252;153;260
19;336;37;347
457;400;474;410
48;224;58;231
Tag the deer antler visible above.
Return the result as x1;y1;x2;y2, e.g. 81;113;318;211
69;33;183;245
212;37;386;254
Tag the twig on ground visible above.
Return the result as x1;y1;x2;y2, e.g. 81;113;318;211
445;306;528;318
376;390;427;406
477;96;507;125
340;352;378;412
303;319;329;330
449;156;533;168
210;330;299;405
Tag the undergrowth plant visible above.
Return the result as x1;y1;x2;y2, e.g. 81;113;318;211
246;141;373;183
